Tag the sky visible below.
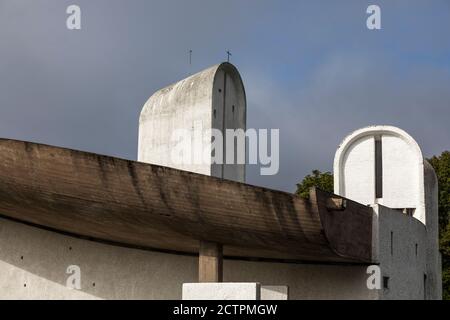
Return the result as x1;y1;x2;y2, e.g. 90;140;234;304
0;0;449;192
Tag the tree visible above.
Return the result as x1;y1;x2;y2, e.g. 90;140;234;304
428;151;450;300
295;170;333;199
428;151;450;233
440;224;450;300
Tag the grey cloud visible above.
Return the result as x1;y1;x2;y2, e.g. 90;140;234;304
1;0;449;193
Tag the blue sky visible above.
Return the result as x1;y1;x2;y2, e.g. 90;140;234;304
1;0;449;191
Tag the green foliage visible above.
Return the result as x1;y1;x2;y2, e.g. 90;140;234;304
295;170;333;199
428;151;450;232
441;224;450;300
428;151;450;300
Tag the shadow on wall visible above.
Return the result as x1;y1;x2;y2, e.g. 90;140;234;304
0;217;376;300
0;218;198;299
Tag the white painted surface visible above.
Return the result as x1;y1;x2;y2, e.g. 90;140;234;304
0;218;377;300
261;286;289;300
381;134;421;213
334;125;425;223
340;135;375;205
334;125;441;299
182;284;289;300
182;283;260;300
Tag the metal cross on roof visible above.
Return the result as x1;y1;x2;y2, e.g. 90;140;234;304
226;50;232;62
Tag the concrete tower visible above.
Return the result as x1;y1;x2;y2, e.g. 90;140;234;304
334;125;442;299
138;62;246;182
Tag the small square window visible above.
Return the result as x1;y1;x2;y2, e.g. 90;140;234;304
383;276;390;289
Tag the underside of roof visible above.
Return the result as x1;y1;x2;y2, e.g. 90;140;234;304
0;139;374;264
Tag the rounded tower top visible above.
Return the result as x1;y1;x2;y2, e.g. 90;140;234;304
333;125;436;225
140;62;245;124
138;62;246;182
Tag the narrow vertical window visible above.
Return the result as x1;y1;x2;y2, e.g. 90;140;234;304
221;74;227;179
390;231;394;256
423;274;427;299
375;137;383;199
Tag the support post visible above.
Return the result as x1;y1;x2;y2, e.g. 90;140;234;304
199;241;223;282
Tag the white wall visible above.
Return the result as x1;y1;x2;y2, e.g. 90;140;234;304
334;125;442;299
0;218;378;300
138;66;216;176
334;126;425;223
340;135;375;205
138;63;246;182
381;135;421;215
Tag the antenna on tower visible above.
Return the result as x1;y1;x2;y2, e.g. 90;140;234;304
189;49;192;66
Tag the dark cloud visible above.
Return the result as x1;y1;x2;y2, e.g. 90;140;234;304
1;0;449;192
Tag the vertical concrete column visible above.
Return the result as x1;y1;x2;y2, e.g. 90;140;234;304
199;241;223;283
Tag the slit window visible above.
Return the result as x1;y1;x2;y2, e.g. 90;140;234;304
424;274;427;299
375;137;383;199
390;231;394;256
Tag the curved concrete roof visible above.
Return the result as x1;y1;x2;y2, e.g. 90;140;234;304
139;62;246;124
0;139;374;264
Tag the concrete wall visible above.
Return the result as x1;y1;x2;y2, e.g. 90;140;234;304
334;126;425;223
424;160;442;299
0;217;378;300
334;125;442;299
374;205;428;299
138;62;246;182
339;134;375;206
381;134;422;216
